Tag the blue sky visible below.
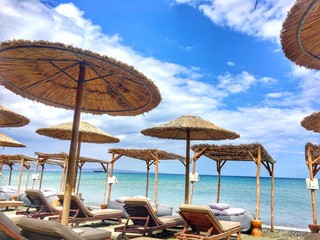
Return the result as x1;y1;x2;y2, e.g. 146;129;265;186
1;0;319;178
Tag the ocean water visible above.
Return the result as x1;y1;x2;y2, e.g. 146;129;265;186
1;170;319;230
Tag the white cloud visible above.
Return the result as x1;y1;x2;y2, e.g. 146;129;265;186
227;61;235;66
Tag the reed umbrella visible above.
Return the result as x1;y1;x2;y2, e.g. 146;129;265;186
0;132;26;148
36;121;119;193
281;0;320;70
0;105;30;128
141;114;239;204
301;112;320;228
0;39;161;225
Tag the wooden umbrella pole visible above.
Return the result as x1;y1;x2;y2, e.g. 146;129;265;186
154;155;159;210
103;163;109;203
189;157;197;204
217;167;221;203
307;147;317;224
39;164;45;189
72;136;81;192
146;161;150;197
61;62;86;226
107;153;115;202
271;163;275;232
60;156;68;192
184;129;191;204
16;157;24;198
255;146;261;220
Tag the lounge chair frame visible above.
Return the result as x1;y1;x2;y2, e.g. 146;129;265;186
175;205;242;240
114;198;184;238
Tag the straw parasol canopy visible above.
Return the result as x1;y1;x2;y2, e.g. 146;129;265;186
36;121;120;143
0;39;161;226
301;111;320;133
281;0;320;70
0;105;30;128
141;114;240;204
0;132;25;147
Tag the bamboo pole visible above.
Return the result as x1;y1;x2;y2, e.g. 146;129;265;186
107;153;115;202
307;145;317;224
154;154;159;210
61;62;86;226
271;163;275;232
146;161;150;197
39;164;45;190
255;145;261;220
16;157;24;197
184;129;191;204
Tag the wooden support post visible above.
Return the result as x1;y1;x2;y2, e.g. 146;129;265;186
307;146;318;225
184;129;191;204
154;154;159;210
72;137;82;193
60;155;68;192
61;62;85;226
189;154;197;204
8;164;13;186
107;153;115;202
146;161;150;198
103;163;109;204
76;162;84;195
39;164;45;190
31;161;39;189
16;157;24;197
25;166;30;190
217;165;221;203
271;163;275;232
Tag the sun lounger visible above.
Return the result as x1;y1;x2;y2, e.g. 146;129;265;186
0;211;112;240
0;200;25;211
114;198;184;238
57;193;122;225
16;189;60;219
175;204;242;240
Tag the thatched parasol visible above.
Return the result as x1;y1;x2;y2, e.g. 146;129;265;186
281;0;320;70
141;114;239;204
301;111;320;133
0;132;26;147
0;39;161;225
0;105;30;128
36;121;119;193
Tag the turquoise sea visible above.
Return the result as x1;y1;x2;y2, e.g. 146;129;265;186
1;170;319;230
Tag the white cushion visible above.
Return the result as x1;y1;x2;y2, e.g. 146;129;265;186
209;203;229;210
115;196;130;203
220;207;245;216
211;208;222;215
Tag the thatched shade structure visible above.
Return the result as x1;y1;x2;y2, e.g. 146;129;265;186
0;155;37;196
34;152;110;202
301;112;320;133
0;105;30;128
107;148;185;207
141;115;239;204
281;0;320;70
0;132;26;148
0;39;161;225
191;143;276;232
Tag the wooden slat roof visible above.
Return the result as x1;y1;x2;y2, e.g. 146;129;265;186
0;154;37;168
108;148;185;163
192;143;276;163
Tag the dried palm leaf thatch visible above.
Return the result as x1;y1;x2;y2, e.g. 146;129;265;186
0;105;30;128
281;0;320;70
305;142;320;164
192;143;275;163
36;121;119;143
141;115;239;140
301;111;320;133
108;148;185;162
0;40;161;116
0;132;25;147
